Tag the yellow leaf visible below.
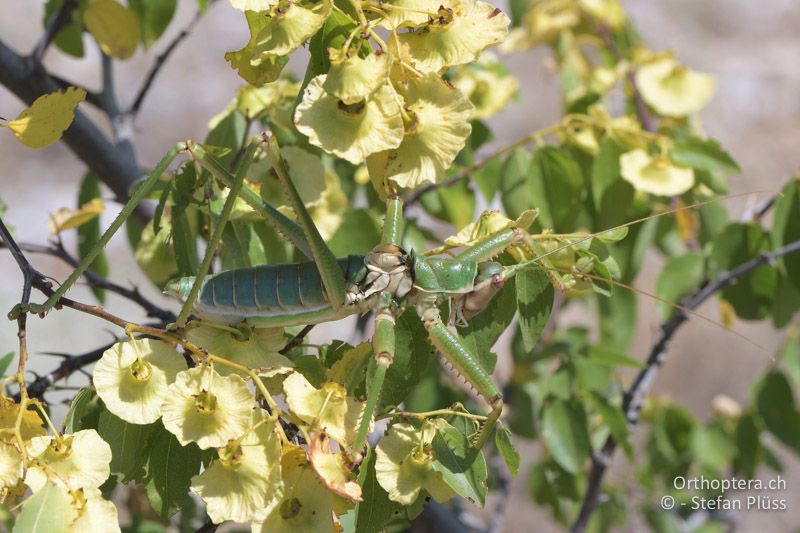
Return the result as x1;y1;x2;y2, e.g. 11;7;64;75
719;299;736;330
84;0;140;60
48;198;104;235
0;87;85;149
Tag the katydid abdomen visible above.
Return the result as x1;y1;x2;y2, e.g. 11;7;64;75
165;255;374;327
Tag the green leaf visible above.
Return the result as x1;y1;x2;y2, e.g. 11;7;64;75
144;425;201;517
593;136;634;228
472;156;502;203
78;172;108;303
62;387;99;433
772;274;800;328
691;426;736;471
529;145;585;232
500;148;533;220
302;10;358;98
655;251;704;319
669;137;740;175
354;447;400;533
44;0;86;58
13;484;71;533
587;393;631;458
772;176;800;292
515;268;554;352
329;209;381;256
437;180;476;230
754;370;800;454
588;345;644;368
431;420;488;506
495;426;520;476
597;289;636;351
129;0;177;48
380;310;433;408
204;111;246;168
0;352;14;377
734;413;761;478
457;279;516;373
541;399;591;474
97;409;156;482
709;223;777;320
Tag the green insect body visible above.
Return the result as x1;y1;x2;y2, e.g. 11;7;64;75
164;255;373;328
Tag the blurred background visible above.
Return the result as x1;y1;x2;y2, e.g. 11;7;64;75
1;1;799;530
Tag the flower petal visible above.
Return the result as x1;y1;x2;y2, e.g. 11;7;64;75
161;366;254;449
295;75;404;164
620;149;695;196
191;410;282;523
399;0;509;72
93;339;186;424
187;326;292;378
636;58;716;117
367;74;473;189
25;430;112;492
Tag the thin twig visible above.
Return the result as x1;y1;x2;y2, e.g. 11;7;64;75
596;23;655;133
15;341;116;401
30;0;79;64
0;239;175;323
280;324;315;355
570;238;800;532
128;4;214;118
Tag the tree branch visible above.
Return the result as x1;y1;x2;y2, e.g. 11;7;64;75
570;238;800;533
0;39;142;204
0;239;175;323
17;341;115;401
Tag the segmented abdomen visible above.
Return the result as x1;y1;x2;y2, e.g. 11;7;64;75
194;255;365;321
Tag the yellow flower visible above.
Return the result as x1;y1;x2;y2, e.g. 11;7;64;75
226;12;289;86
161;366;254;449
25;430;112;492
399;0;509;72
295;75;404;164
70;488;121;533
208;80;301;129
93;339;186;425
323;51;391;105
375;0;440;29
374;422;455;505
500;0;578;53
450;53;518;119
578;0;625;28
0;441;22;490
283;372;370;449
636;58;716;117
367;74;473;190
191;410;282;523
187;326;292;379
0;396;46;443
252;445;341;533
309;432;362;501
252;0;332;56
620;149;695;196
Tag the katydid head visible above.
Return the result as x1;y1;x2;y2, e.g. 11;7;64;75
163;277;196;300
360;243;414;300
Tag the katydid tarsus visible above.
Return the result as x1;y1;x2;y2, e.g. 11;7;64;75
10;131;771;457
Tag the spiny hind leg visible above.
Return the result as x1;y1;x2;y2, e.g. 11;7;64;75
417;299;503;449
